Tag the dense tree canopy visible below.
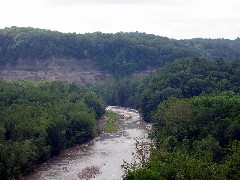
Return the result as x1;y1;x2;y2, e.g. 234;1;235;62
92;57;240;179
92;58;240;121
1;27;240;75
1;26;240;179
91;57;240;179
124;92;240;179
0;80;105;179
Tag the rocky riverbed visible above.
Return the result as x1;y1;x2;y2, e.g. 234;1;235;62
23;106;150;180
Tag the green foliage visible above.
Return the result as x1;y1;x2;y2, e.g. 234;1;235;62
1;27;240;75
152;97;193;135
145;149;229;180
126;93;240;179
104;123;118;133
89;57;240;178
105;110;119;122
1;27;240;179
122;139;154;177
104;110;120;133
89;76;143;108
124;168;161;180
139;58;240;120
0;79;105;179
92;58;240;122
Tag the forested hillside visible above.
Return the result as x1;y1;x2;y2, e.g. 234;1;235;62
1;27;240;179
1;27;240;75
91;58;240;121
89;58;240;179
124;93;240;179
90;57;240;179
0;80;105;179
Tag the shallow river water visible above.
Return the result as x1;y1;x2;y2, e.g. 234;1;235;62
24;106;149;180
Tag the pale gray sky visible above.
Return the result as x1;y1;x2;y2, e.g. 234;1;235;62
0;0;239;39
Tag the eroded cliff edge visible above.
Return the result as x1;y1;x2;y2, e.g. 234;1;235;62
0;58;153;85
0;58;111;85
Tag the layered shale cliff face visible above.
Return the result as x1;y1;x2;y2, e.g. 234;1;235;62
0;58;111;85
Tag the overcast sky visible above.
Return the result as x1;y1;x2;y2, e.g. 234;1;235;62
0;0;239;39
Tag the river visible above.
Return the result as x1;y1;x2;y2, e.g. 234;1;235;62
23;106;150;180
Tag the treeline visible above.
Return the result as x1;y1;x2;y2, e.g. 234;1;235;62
1;27;240;75
91;58;240;121
0;80;105;179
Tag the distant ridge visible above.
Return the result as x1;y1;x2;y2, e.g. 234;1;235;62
1;26;240;76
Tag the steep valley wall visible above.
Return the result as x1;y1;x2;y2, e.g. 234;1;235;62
0;58;111;85
0;58;153;84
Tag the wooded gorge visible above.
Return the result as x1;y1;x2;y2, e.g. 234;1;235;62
123;92;240;180
0;27;240;179
0;80;105;179
91;58;240;179
91;58;240;121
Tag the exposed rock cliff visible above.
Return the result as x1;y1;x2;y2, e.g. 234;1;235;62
0;58;111;85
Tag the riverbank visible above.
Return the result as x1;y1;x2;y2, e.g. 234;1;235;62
23;106;149;180
98;110;120;133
